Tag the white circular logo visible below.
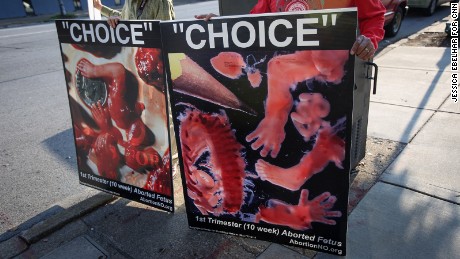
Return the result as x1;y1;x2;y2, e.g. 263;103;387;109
286;0;310;11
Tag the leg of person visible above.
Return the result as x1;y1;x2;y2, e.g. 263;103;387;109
166;0;175;20
167;91;179;177
145;0;175;20
169;111;179;176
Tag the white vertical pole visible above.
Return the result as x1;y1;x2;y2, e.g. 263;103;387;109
88;0;102;20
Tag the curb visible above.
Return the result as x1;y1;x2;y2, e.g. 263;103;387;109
19;192;116;244
0;236;28;259
0;191;116;258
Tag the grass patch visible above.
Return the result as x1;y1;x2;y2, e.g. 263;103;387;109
402;32;450;48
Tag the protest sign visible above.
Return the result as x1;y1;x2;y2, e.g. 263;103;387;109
56;20;174;212
161;8;356;255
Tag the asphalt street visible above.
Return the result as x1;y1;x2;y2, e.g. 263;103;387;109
0;0;221;239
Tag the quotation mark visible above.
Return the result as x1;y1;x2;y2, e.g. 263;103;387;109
143;22;153;31
62;21;70;29
321;14;337;26
173;23;184;34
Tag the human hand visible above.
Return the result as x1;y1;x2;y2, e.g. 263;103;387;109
350;35;375;61
297;189;342;227
194;13;218;21
107;16;120;28
246;118;286;158
91;101;111;131
255;189;342;230
93;0;102;10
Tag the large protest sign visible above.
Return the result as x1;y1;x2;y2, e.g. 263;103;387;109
161;9;356;255
56;20;174;212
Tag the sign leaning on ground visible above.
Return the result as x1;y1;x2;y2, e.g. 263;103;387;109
55;20;175;212
161;9;356;256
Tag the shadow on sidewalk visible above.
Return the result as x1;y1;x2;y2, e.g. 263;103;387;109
42;128;78;169
401;47;449;141
350;168;459;257
347;28;459;257
0;206;63;243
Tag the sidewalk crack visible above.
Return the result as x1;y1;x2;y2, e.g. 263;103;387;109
378;180;460;206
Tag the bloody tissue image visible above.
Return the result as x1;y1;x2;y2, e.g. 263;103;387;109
62;43;172;199
135;47;165;91
179;107;247;215
169;49;351;232
211;52;266;88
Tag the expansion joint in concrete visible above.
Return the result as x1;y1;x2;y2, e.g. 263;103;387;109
379;180;460;206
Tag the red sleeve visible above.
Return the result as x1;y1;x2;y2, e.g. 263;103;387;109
250;0;271;14
356;0;386;49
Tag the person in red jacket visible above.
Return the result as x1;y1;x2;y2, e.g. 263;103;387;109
196;0;385;60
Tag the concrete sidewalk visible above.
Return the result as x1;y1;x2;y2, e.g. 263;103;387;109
1;13;459;259
338;19;459;258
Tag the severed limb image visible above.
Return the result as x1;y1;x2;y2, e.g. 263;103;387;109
255;189;342;230
255;122;345;191
246;50;348;158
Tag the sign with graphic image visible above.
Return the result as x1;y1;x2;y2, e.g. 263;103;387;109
56;20;174;212
161;8;356;256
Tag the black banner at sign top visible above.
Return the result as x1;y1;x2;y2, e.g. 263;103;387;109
56;19;162;48
160;8;357;52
